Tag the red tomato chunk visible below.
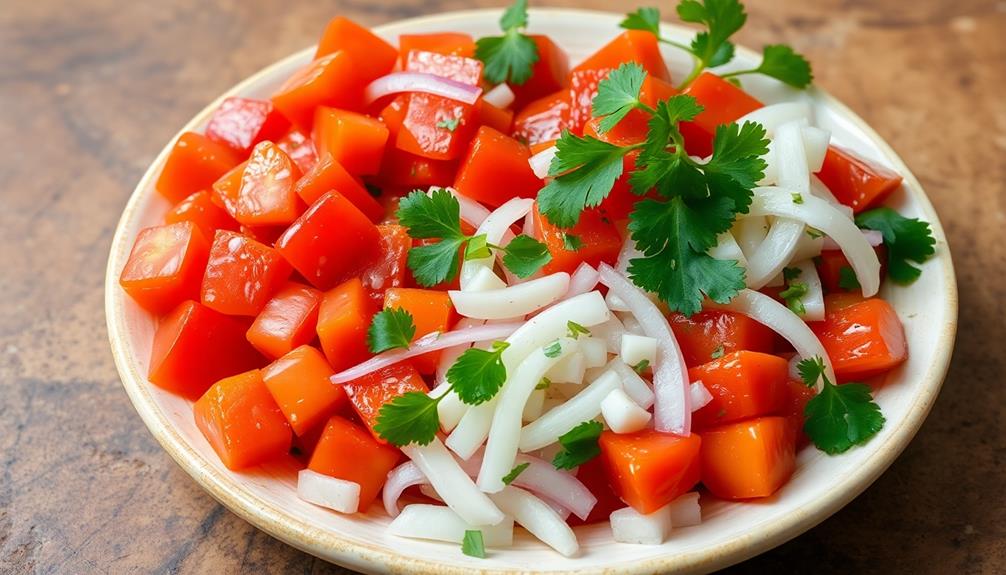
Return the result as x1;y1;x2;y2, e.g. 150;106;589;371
811;296;908;382
598;430;702;514
689;351;790;429
157;132;242;203
201;230;291;316
205;97;290;156
308;415;401;511
246;281;322;360
342;361;429;441
119;221;210;314
261;345;347;437
699;416;796;500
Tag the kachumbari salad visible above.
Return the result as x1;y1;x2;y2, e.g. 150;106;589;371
119;0;937;558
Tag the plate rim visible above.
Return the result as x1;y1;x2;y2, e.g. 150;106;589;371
104;8;959;574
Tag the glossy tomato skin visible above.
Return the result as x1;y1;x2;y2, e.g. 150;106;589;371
668;310;777;367
165;190;240;240
246;281;322;360
453;125;543;208
231;141;305;227
157;132;243;203
314;16;398;82
294;153;383;222
119;221;211;314
817;146;904;213
194;369;292;470
316;278;375;372
512;90;570;147
699;416;796;500
570;30;670;81
149;300;264;399
689;351;790;429
680;72;763;158
205;97;290;156
375;147;459;190
598;430;702;514
342;361;429;441
275;191;381;290
533;204;622;275
509;35;570;110
308;415;402;511
357;224;411;305
201;230;292;316
398;32;475;62
810;296;907;382
276;128;319;174
313;107;389;176
261;345;347;436
271;51;365;131
477;99;514;134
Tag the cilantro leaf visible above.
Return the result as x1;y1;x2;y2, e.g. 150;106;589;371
677;0;746;68
592;62;648;134
367;308;416;353
701;121;769;215
501;462;530;485
552;420;604;469
475;0;540;85
632;359;650;373
462;530;486;558
562;233;583;251
396;189;465;240
620;7;661;35
797;356;885;454
838;266;861;290
629;96;704;195
501;234;552;278
373;391;442;447
407;237;467;287
797;356;827;388
753;44;813;88
710;345;724;359
538;131;633;227
436;116;461;132
855;207;936;284
447;342;510;405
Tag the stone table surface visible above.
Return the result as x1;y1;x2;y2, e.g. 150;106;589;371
1;0;1003;573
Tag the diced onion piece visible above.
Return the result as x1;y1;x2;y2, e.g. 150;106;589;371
592;315;627;354
451;273;570;319
522;388;546;422
619;312;644;336
709;231;748;269
389;504;514;546
490;487;579;557
605;291;631;312
364;72;483;106
460;197;534;290
402;439;504;526
599;265;691;435
620;333;658;368
737;101;812;136
529;146;557;180
791;259;825;321
545;352;586;384
601;388;652;433
607;359;655;409
565;262;601;299
706;288;836;385
483;83;515;108
802;126;831;171
579;337;608;368
609;504;672;545
667;492;702;527
748;187;881;296
297;469;360;514
519;370;621;452
464;266;508;292
501;291;610;371
689;381;713;411
445;399;497;461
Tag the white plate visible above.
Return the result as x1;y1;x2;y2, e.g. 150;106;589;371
105;8;958;574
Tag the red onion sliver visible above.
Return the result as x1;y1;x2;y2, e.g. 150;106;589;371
364;72;482;106
383;462;428;518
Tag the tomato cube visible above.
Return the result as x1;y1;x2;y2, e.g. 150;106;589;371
571;30;670;81
308;416;401;511
582;76;678;147
316;278;375;372
383;288;456;374
816;246;887;294
201;230;292;316
817;146;904;213
119;222;210;314
313;107;389;176
261;345;347;436
668;310;777;367
165;190;240;239
315;17;398;82
205;97;290;156
512;90;570;147
533;204;622;275
246;281;322;359
689;351;790;429
194;369;292;470
229;141;305;227
598;430;702;514
453;126;542;208
375;147;458;190
342;362;429;440
276;127;319;174
509;35;570;109
156;132;242;203
478;99;514;134
811;296;907;382
294;153;384;222
681;72;763;158
399;32;475;62
358;224;411;305
699;416;796;499
271;51;365;130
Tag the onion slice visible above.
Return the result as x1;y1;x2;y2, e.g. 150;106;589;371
565;262;600;299
529;146;557;180
490;486;579;557
823;228;883;251
389;504;514;546
383;462;428;518
364;72;482;105
402;439;504;527
460;198;534;290
450;273;570;320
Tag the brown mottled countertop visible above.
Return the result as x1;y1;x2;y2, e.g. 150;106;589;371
1;0;1003;573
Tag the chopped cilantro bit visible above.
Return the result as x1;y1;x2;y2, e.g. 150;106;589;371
567;321;591;339
779;281;809;315
632;359;650;373
436;116;461;132
562;233;583;251
501;462;530;485
710;345;725;359
535;377;552;390
543;340;563;358
462;529;486;558
792;192;804;204
838;266;861;290
553;420;604;469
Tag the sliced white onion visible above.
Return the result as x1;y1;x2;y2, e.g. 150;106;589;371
483;83;515;109
519;370;621;452
709;231;748;269
592;315;627;354
579;337;608;368
445;399;497;461
460;198;534;290
737;101;812;136
297;469;360;514
667;492;702;527
402;439;504;526
760;140;779;186
618;311;645;336
607;359;655;409
501;291;610;371
791;228;825;262
364;72;482;106
605;292;631;313
733;216;769;259
706;288;836;385
330;322;522;384
389;504;514;546
529;146;557;180
689;380;714;411
610;504;672;545
802;126;831;172
383;462;428;517
565;262;601;299
601;388;652;433
545;352;586;385
620;333;658;368
822;229;883;251
490;487;579;557
451;272;569;320
599;265;691;435
506;454;596;521
790;259;825;322
522;388;546;422
419;483;444;502
464;266;508;292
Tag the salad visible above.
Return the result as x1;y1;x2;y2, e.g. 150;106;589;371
118;0;937;559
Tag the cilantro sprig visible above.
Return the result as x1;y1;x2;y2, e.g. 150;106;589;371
475;0;540;85
366;308;416;353
798;356;885;454
855;207;936;284
552;420;604;469
396;189;551;286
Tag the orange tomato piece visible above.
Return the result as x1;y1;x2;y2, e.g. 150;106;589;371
565;457;627;526
276;127;319;174
119;221;210;314
478;99;514;134
271;51;365;131
156;132;243;203
205;97;290;156
399;32;475;62
261;345;347;436
294;153;383;222
201;230;292;316
342;361;429;440
194;369;292;470
817;146;904;213
275;191;381;290
533;204;622;275
782;377;816;448
668;309;777;367
512;90;570;147
165;190;240;239
383;288;456;374
816;246;887;294
313;107;389;176
453;125;542;208
357;224;411;305
315;17;398;82
680;72;763;158
149;300;264;399
811;296;907;382
509;35;570;110
689;351;790;429
228;141;305;226
571;30;670;81
598;430;702;514
375;147;459;190
582;76;679;147
566;68;610;136
246;281;322;359
699;416;796;500
308;415;402;511
316;278;375;372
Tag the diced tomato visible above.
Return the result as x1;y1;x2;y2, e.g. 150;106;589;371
689;351;789;429
453;126;543;208
817;146;904;213
816;246;887;293
582;76;679;147
357;224;411;305
512;90;570;146
294;153;383;222
399;32;475;62
314;17;398;82
533;204;622;275
119;221;210;314
201;230;292;316
509;35;570;109
165;190;240;239
313;107;389;176
205;97;290;156
478;99;514;134
377;94;409;135
291;418;327;461
308;415;401;511
261;345;347;436
571;30;670;81
810;296;907;382
246;281;322;359
566;457;626;526
598;430;702;514
228;141;304;227
149;300;264;399
271;51;365;130
383;288;456;374
566;68;609;136
194;369;292;470
156;132;243;203
316;277;375;372
376;146;459;190
699;416;795;500
680;72;763;158
342;361;429;440
782;378;816;448
668;310;777;367
276;128;319;174
275;191;381;290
